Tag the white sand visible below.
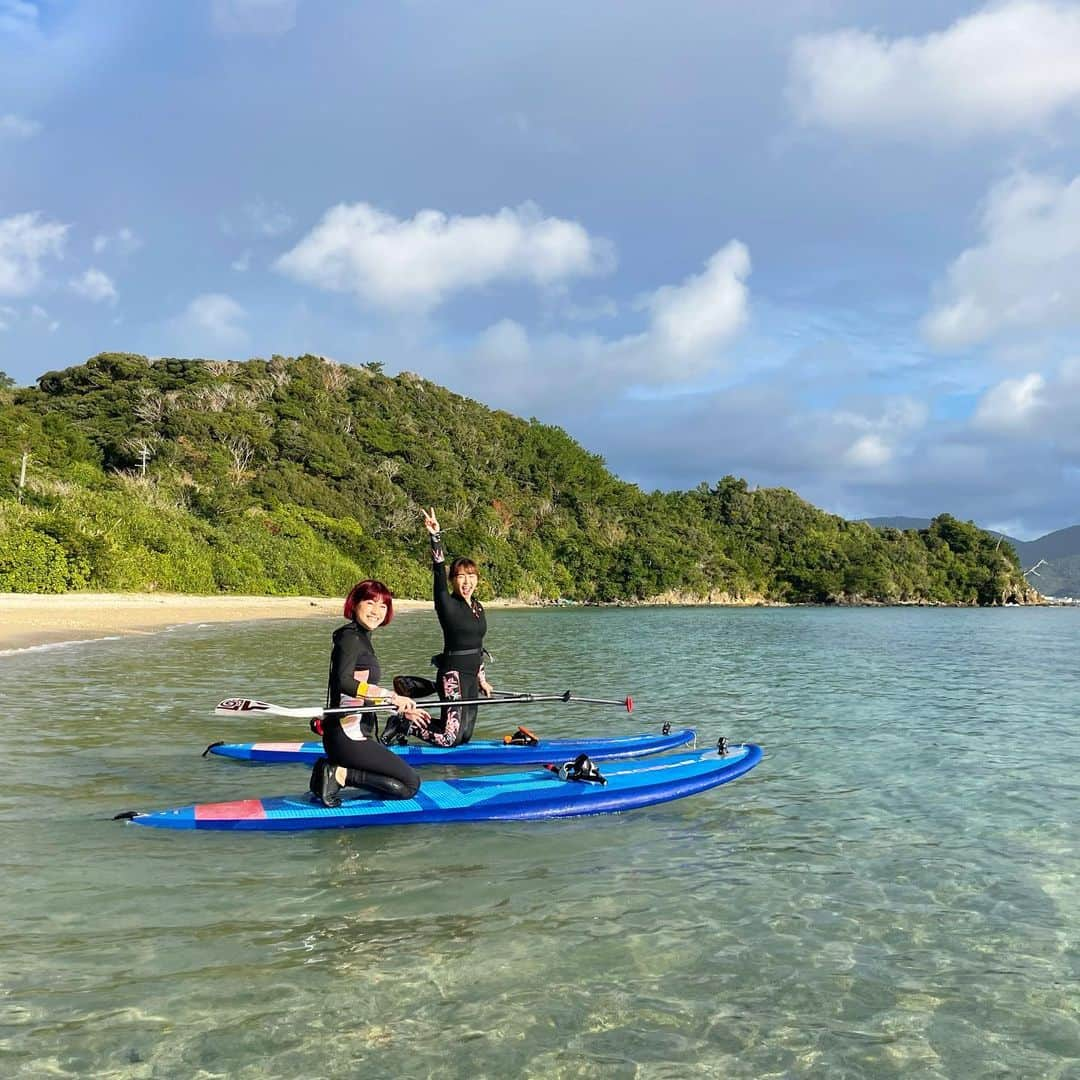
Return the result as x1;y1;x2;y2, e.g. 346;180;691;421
0;592;431;651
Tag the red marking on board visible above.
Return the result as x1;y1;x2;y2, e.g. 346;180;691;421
195;799;267;821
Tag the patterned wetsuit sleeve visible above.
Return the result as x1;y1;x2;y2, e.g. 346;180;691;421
430;529;445;566
431;531;453;624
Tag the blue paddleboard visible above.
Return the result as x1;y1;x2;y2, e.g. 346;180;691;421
128;744;762;831
205;728;695;767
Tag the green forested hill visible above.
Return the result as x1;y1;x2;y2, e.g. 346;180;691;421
0;353;1036;605
863;516;1080;598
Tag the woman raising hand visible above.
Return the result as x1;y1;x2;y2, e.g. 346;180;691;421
407;507;492;747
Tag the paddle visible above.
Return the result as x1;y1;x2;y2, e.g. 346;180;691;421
394;676;530;702
214;690;633;720
393;675;625;706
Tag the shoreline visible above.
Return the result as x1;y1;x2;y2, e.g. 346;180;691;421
0;588;1055;654
0;591;538;653
0;592;434;653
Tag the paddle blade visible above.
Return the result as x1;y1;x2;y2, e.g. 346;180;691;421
215;698;273;716
625;696;633;713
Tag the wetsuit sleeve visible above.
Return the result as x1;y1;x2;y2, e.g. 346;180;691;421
333;632;375;698
430;529;446;567
431;531;453;622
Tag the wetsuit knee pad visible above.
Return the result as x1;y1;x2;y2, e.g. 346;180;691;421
345;768;419;800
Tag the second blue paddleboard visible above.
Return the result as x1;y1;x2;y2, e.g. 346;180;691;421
205;727;695;767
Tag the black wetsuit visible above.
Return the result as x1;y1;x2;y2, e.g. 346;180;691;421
322;620;420;798
427;532;487;746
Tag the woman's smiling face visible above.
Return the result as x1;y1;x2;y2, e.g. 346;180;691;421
452;568;478;600
355;596;388;629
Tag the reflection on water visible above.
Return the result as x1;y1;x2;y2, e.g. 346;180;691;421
1;607;1078;1077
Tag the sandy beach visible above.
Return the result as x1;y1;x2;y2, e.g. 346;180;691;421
0;592;433;652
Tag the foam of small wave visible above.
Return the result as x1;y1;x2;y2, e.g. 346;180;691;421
0;621;243;659
0;634;125;657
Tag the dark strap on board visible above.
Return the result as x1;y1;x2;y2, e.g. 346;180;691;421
545;753;606;786
503;725;539;746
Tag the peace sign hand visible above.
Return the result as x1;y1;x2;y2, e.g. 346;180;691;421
423;507;440;535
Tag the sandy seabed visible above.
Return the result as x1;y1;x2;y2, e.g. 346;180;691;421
0;592;433;652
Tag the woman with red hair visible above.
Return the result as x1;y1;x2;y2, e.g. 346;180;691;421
310;579;428;808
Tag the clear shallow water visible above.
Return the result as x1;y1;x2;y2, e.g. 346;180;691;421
1;606;1078;1078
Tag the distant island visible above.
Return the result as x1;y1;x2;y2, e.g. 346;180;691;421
862;517;1080;600
0;353;1038;606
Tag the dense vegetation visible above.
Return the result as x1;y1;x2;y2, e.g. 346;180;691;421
865;516;1080;599
0;353;1035;604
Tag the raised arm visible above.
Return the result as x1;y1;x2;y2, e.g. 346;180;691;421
423;506;443;563
423;507;453;616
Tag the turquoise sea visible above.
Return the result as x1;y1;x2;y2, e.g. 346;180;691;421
1;606;1078;1078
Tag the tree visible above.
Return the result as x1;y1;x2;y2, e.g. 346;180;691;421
0;353;1034;603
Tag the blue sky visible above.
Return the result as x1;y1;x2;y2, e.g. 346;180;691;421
4;0;1080;538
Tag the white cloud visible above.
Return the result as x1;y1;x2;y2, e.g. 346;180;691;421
839;397;929;434
170;293;248;350
70;267;118;305
0;212;67;296
92;227;141;256
843;433;892;468
923;171;1080;349
212;0;296;36
275;200;614;312
964;362;1080;458
833;397;928;469
0;1;38;36
232;250;252;272
440;241;752;405
790;1;1080;138
475;318;534;371
972;372;1047;438
0;113;39;138
461;319;607;410
645;241;750;356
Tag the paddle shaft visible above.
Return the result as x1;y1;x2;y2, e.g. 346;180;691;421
321;691;633;717
214;691;632;720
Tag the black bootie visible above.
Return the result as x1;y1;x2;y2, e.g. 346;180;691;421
309;757;328;798
316;760;343;808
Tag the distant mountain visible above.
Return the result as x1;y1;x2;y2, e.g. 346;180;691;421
861;517;1080;599
1029;555;1080;599
1015;524;1080;564
861;516;1023;546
